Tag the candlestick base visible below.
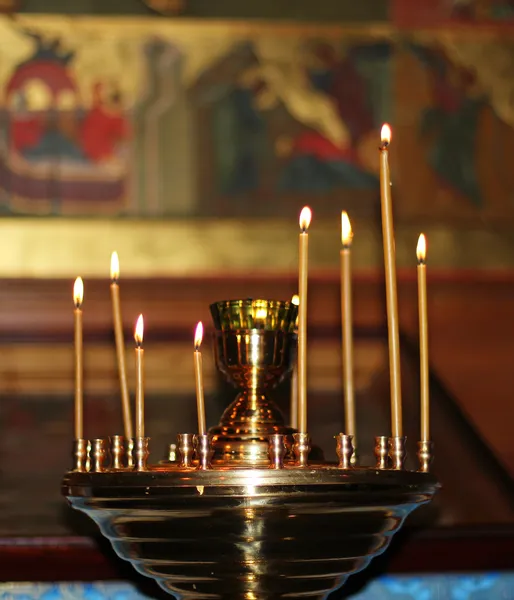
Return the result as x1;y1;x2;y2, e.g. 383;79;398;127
126;438;134;469
63;467;438;600
177;433;195;468
335;433;354;469
389;436;407;471
92;439;109;473
417;440;433;473
195;434;213;470
374;436;389;469
292;432;311;467
134;437;150;471
109;435;125;470
268;434;286;469
72;438;90;473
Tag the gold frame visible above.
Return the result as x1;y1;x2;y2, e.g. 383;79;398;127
1;218;511;278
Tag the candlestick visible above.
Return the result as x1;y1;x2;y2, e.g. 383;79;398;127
298;207;312;434
417;234;429;442
110;252;133;440
73;277;84;440
340;211;356;449
379;124;403;438
134;314;145;439
290;294;299;429
194;321;207;435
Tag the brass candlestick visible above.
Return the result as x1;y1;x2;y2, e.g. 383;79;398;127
209;299;298;466
63;297;438;600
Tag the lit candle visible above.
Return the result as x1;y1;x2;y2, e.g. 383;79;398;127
379;124;403;438
73;277;84;440
417;234;429;442
290;294;299;430
134;314;145;438
194;321;207;435
110;251;133;440
340;211;356;442
298;206;312;434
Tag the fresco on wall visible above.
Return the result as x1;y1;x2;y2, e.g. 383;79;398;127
0;19;393;218
0;17;514;222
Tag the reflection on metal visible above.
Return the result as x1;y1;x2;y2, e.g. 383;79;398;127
63;298;438;599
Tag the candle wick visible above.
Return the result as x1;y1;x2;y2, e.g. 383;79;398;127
194;344;201;352
417;258;426;266
379;141;389;150
111;277;119;285
342;242;352;250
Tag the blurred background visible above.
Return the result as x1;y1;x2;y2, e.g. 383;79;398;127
0;0;513;598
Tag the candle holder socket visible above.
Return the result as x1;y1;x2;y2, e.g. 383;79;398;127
134;437;150;471
195;434;213;470
389;436;407;471
72;438;91;472
292;432;311;467
374;436;389;470
126;438;135;469
177;433;195;468
335;433;354;470
417;440;433;473
92;439;109;473
110;435;125;470
268;434;286;469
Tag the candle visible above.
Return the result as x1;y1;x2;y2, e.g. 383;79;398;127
110;251;133;440
134;314;145;438
194;321;207;435
417;234;429;442
298;206;312;434
290;294;299;430
340;211;356;441
73;277;84;440
379;124;403;438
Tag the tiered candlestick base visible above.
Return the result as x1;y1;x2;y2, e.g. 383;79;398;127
62;299;438;600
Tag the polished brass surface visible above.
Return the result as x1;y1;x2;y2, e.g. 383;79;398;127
110;435;125;470
92;439;109;473
292;432;311;467
336;433;354;469
389;436;407;471
72;438;90;473
374;435;389;469
268;434;286;469
63;467;438;600
126;438;135;469
210;299;298;333
210;328;296;466
177;433;195;468
417;440;434;473
134;437;150;472
195;434;213;470
63;297;439;599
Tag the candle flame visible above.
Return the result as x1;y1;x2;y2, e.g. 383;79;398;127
417;233;427;263
380;123;392;145
110;251;120;281
341;211;353;246
194;321;203;351
299;206;312;232
73;277;84;308
135;314;144;346
291;294;299;306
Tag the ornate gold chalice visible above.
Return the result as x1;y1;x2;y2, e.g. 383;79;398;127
62;298;438;600
209;299;297;465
